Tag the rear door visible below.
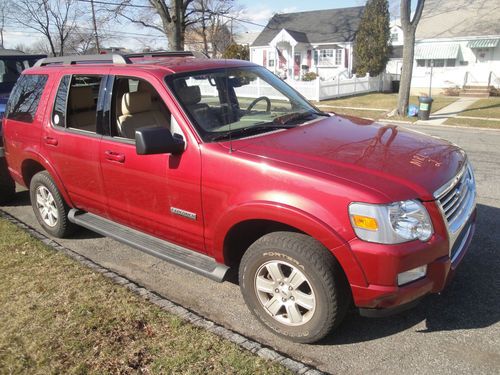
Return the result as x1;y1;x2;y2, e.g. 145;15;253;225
43;69;109;215
99;72;206;252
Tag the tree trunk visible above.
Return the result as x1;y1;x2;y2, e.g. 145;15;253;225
397;31;416;115
396;0;425;116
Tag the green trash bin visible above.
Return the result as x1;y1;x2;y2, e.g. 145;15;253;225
417;96;433;120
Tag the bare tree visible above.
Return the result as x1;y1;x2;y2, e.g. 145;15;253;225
0;0;10;48
397;0;425;115
187;0;234;57
15;0;79;56
117;0;197;51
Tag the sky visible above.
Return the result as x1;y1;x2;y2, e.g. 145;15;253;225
3;0;385;52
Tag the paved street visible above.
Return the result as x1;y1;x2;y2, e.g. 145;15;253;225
1;124;499;374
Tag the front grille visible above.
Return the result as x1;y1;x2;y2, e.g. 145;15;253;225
434;163;476;259
437;166;474;227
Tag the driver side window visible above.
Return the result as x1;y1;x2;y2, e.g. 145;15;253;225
111;77;171;140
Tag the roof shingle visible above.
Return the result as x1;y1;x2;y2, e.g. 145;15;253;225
252;6;365;47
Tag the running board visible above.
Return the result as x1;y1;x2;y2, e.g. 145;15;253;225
68;209;229;282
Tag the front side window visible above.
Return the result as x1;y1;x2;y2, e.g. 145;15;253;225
166;66;325;142
111;76;172;140
6;74;48;123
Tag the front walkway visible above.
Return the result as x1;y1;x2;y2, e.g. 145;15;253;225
416;97;478;125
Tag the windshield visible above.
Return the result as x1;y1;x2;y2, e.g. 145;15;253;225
165;66;326;142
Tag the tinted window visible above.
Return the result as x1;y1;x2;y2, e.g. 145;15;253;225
6;74;48;123
52;75;71;128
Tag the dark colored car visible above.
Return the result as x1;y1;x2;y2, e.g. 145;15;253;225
0;50;46;202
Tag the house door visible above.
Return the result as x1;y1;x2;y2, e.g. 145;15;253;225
294;53;301;79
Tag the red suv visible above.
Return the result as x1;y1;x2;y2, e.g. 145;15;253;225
1;53;477;343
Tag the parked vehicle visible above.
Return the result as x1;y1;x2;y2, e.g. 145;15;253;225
0;50;46;203
1;53;477;343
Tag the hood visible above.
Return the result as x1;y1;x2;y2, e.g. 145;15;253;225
228;115;466;201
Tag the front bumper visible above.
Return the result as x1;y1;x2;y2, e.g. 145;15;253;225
351;208;476;315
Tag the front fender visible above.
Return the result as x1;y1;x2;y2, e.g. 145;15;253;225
212;200;368;287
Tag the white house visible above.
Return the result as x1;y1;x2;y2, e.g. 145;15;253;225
250;6;365;81
386;20;404;77
411;0;500;94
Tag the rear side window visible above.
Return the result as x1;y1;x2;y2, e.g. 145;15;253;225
6;74;48;123
52;74;104;133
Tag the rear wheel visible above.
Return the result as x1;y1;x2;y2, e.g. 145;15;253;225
239;232;349;343
29;171;75;238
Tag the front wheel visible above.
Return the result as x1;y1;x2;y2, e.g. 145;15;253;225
29;171;76;238
239;232;349;343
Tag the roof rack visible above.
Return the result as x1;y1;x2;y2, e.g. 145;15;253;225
34;53;131;67
126;51;194;58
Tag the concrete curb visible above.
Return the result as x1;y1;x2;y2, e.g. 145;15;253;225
0;209;325;375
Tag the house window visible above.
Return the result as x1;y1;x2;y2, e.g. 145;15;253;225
432;59;445;67
335;49;342;65
268;50;275;67
318;49;334;65
416;59;426;67
391;33;399;43
446;59;456;67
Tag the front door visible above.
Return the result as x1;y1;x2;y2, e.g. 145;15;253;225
99;74;205;252
294;53;301;79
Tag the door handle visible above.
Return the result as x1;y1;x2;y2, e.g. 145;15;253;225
104;150;125;163
43;136;58;146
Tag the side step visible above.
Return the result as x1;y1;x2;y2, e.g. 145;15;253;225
68;209;229;282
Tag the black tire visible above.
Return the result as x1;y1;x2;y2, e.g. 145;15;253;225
239;232;350;343
0;157;15;204
29;171;76;238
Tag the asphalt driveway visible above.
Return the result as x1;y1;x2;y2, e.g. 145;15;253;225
1;123;499;374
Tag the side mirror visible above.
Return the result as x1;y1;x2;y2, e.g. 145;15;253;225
135;127;185;155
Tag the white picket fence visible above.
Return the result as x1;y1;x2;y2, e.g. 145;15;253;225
187;73;392;103
287;73;392;101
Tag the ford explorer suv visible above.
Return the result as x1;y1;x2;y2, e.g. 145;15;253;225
1;53;477;343
0;50;46;202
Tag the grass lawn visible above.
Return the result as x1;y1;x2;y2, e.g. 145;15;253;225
444;117;500;129
0;219;290;374
315;93;457;121
457;97;500;119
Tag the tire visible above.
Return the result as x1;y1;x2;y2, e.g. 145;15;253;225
29;171;75;238
0;157;15;204
239;232;350;344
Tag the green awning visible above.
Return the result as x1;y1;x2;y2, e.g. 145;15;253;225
415;44;460;59
467;39;499;49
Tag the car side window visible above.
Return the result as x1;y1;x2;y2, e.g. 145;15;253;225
5;74;48;123
52;74;104;133
52;75;71;128
111;76;172;140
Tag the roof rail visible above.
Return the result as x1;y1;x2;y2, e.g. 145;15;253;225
34;53;131;67
126;51;209;59
126;51;193;58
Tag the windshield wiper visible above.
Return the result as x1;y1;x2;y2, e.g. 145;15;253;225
209;123;298;142
272;111;329;125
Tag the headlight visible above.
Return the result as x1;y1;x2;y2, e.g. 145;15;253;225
349;200;433;244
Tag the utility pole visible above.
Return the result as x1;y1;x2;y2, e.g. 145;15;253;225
90;0;100;53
